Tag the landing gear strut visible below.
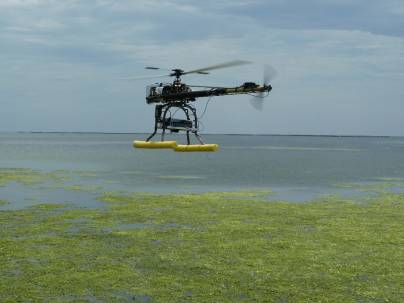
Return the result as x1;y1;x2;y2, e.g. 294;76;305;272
134;102;218;152
146;102;204;145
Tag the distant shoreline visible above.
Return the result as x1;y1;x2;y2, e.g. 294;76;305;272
2;131;400;138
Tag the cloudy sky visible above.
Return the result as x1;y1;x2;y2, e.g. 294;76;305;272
1;0;403;135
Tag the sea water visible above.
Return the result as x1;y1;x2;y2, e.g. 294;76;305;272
1;132;404;207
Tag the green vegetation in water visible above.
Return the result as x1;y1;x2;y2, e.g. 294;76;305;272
53;170;99;178
73;170;99;178
63;184;104;192
0;168;68;187
336;181;404;193
0;199;9;206
0;191;403;302
372;177;404;182
157;175;205;180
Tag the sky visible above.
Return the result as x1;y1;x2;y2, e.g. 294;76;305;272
1;0;404;135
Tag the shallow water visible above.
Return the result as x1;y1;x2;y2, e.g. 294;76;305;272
0;182;105;210
1;133;404;208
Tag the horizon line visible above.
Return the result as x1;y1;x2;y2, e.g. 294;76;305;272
0;131;401;138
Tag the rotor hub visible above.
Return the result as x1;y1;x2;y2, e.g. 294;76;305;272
171;69;184;78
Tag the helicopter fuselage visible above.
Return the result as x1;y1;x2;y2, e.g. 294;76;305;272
146;81;272;104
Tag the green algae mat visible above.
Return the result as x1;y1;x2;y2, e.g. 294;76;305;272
0;170;403;302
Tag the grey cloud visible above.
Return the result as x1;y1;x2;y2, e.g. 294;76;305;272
0;0;403;135
190;0;404;37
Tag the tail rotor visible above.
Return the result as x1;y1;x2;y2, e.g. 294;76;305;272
250;65;277;111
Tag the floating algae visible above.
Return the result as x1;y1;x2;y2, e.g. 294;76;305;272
0;199;9;206
0;168;111;210
0;168;69;187
63;184;104;192
336;181;404;194
157;175;205;180
73;170;99;178
1;191;403;302
373;177;404;182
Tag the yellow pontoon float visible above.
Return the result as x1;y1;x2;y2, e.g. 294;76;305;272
134;140;219;152
133;140;177;149
174;144;219;152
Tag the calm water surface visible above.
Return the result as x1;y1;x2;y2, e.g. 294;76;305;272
1;133;404;207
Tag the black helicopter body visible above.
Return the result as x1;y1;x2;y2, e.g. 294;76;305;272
146;81;271;104
131;60;275;151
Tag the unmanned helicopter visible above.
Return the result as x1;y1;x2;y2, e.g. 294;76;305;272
130;60;275;152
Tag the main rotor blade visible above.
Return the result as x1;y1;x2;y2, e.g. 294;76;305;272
118;74;170;80
145;66;172;71
183;60;251;75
